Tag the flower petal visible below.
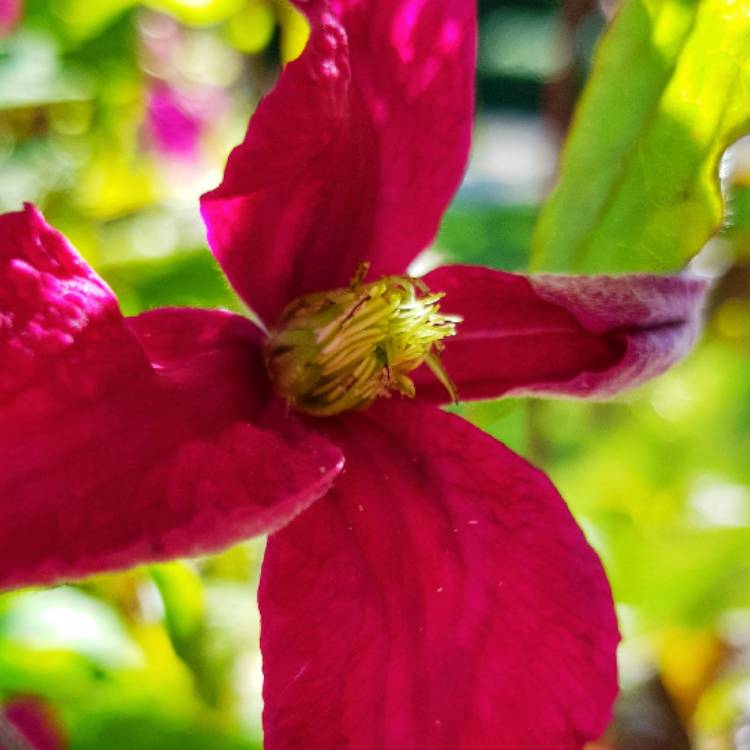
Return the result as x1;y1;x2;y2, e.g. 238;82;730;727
414;265;708;403
201;0;475;324
147;82;204;161
260;400;618;750
0;0;22;36
2;697;65;750
0;206;343;590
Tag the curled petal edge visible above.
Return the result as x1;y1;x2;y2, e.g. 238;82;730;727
414;265;709;403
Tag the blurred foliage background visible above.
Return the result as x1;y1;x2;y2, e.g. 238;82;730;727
1;0;749;748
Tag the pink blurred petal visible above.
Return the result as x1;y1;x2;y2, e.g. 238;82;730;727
413;265;708;403
0;206;343;590
0;0;21;36
2;698;65;750
201;0;475;324
147;83;204;160
260;400;619;750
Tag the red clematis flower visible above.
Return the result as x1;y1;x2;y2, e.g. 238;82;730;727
1;0;707;748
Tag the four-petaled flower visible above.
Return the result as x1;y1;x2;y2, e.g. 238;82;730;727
0;0;707;748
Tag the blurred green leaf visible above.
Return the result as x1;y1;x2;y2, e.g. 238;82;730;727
76;147;159;220
54;0;137;42
0;643;103;702
150;563;215;704
226;1;276;54
276;0;309;63
69;708;260;750
436;203;536;270
145;0;246;27
454;398;528;456
602;514;750;631
726;181;750;257
150;564;206;652
0;33;91;109
0;588;141;668
532;0;750;273
104;249;241;314
150;565;258;710
528;341;750;631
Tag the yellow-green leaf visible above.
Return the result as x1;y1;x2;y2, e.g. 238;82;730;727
532;0;750;273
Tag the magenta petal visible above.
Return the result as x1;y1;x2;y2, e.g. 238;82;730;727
0;0;22;36
201;0;475;324
0;206;343;590
147;82;204;160
2;697;65;750
260;401;619;750
414;265;708;403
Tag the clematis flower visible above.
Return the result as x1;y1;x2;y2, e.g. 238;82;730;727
0;0;707;748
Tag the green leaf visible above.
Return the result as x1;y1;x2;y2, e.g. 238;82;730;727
150;564;206;653
226;1;276;54
437;203;536;271
0;588;141;669
532;0;750;273
0;643;102;702
103;249;242;316
535;339;750;630
725;181;750;257
54;0;137;42
69;708;260;750
144;0;246;27
600;514;750;631
0;33;91;109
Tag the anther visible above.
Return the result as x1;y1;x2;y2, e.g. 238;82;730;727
264;264;461;417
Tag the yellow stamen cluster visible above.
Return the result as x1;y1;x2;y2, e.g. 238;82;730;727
264;265;461;417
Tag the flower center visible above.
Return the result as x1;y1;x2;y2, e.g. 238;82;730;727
264;264;461;417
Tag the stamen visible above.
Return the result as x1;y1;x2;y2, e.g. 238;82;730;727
264;264;461;417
